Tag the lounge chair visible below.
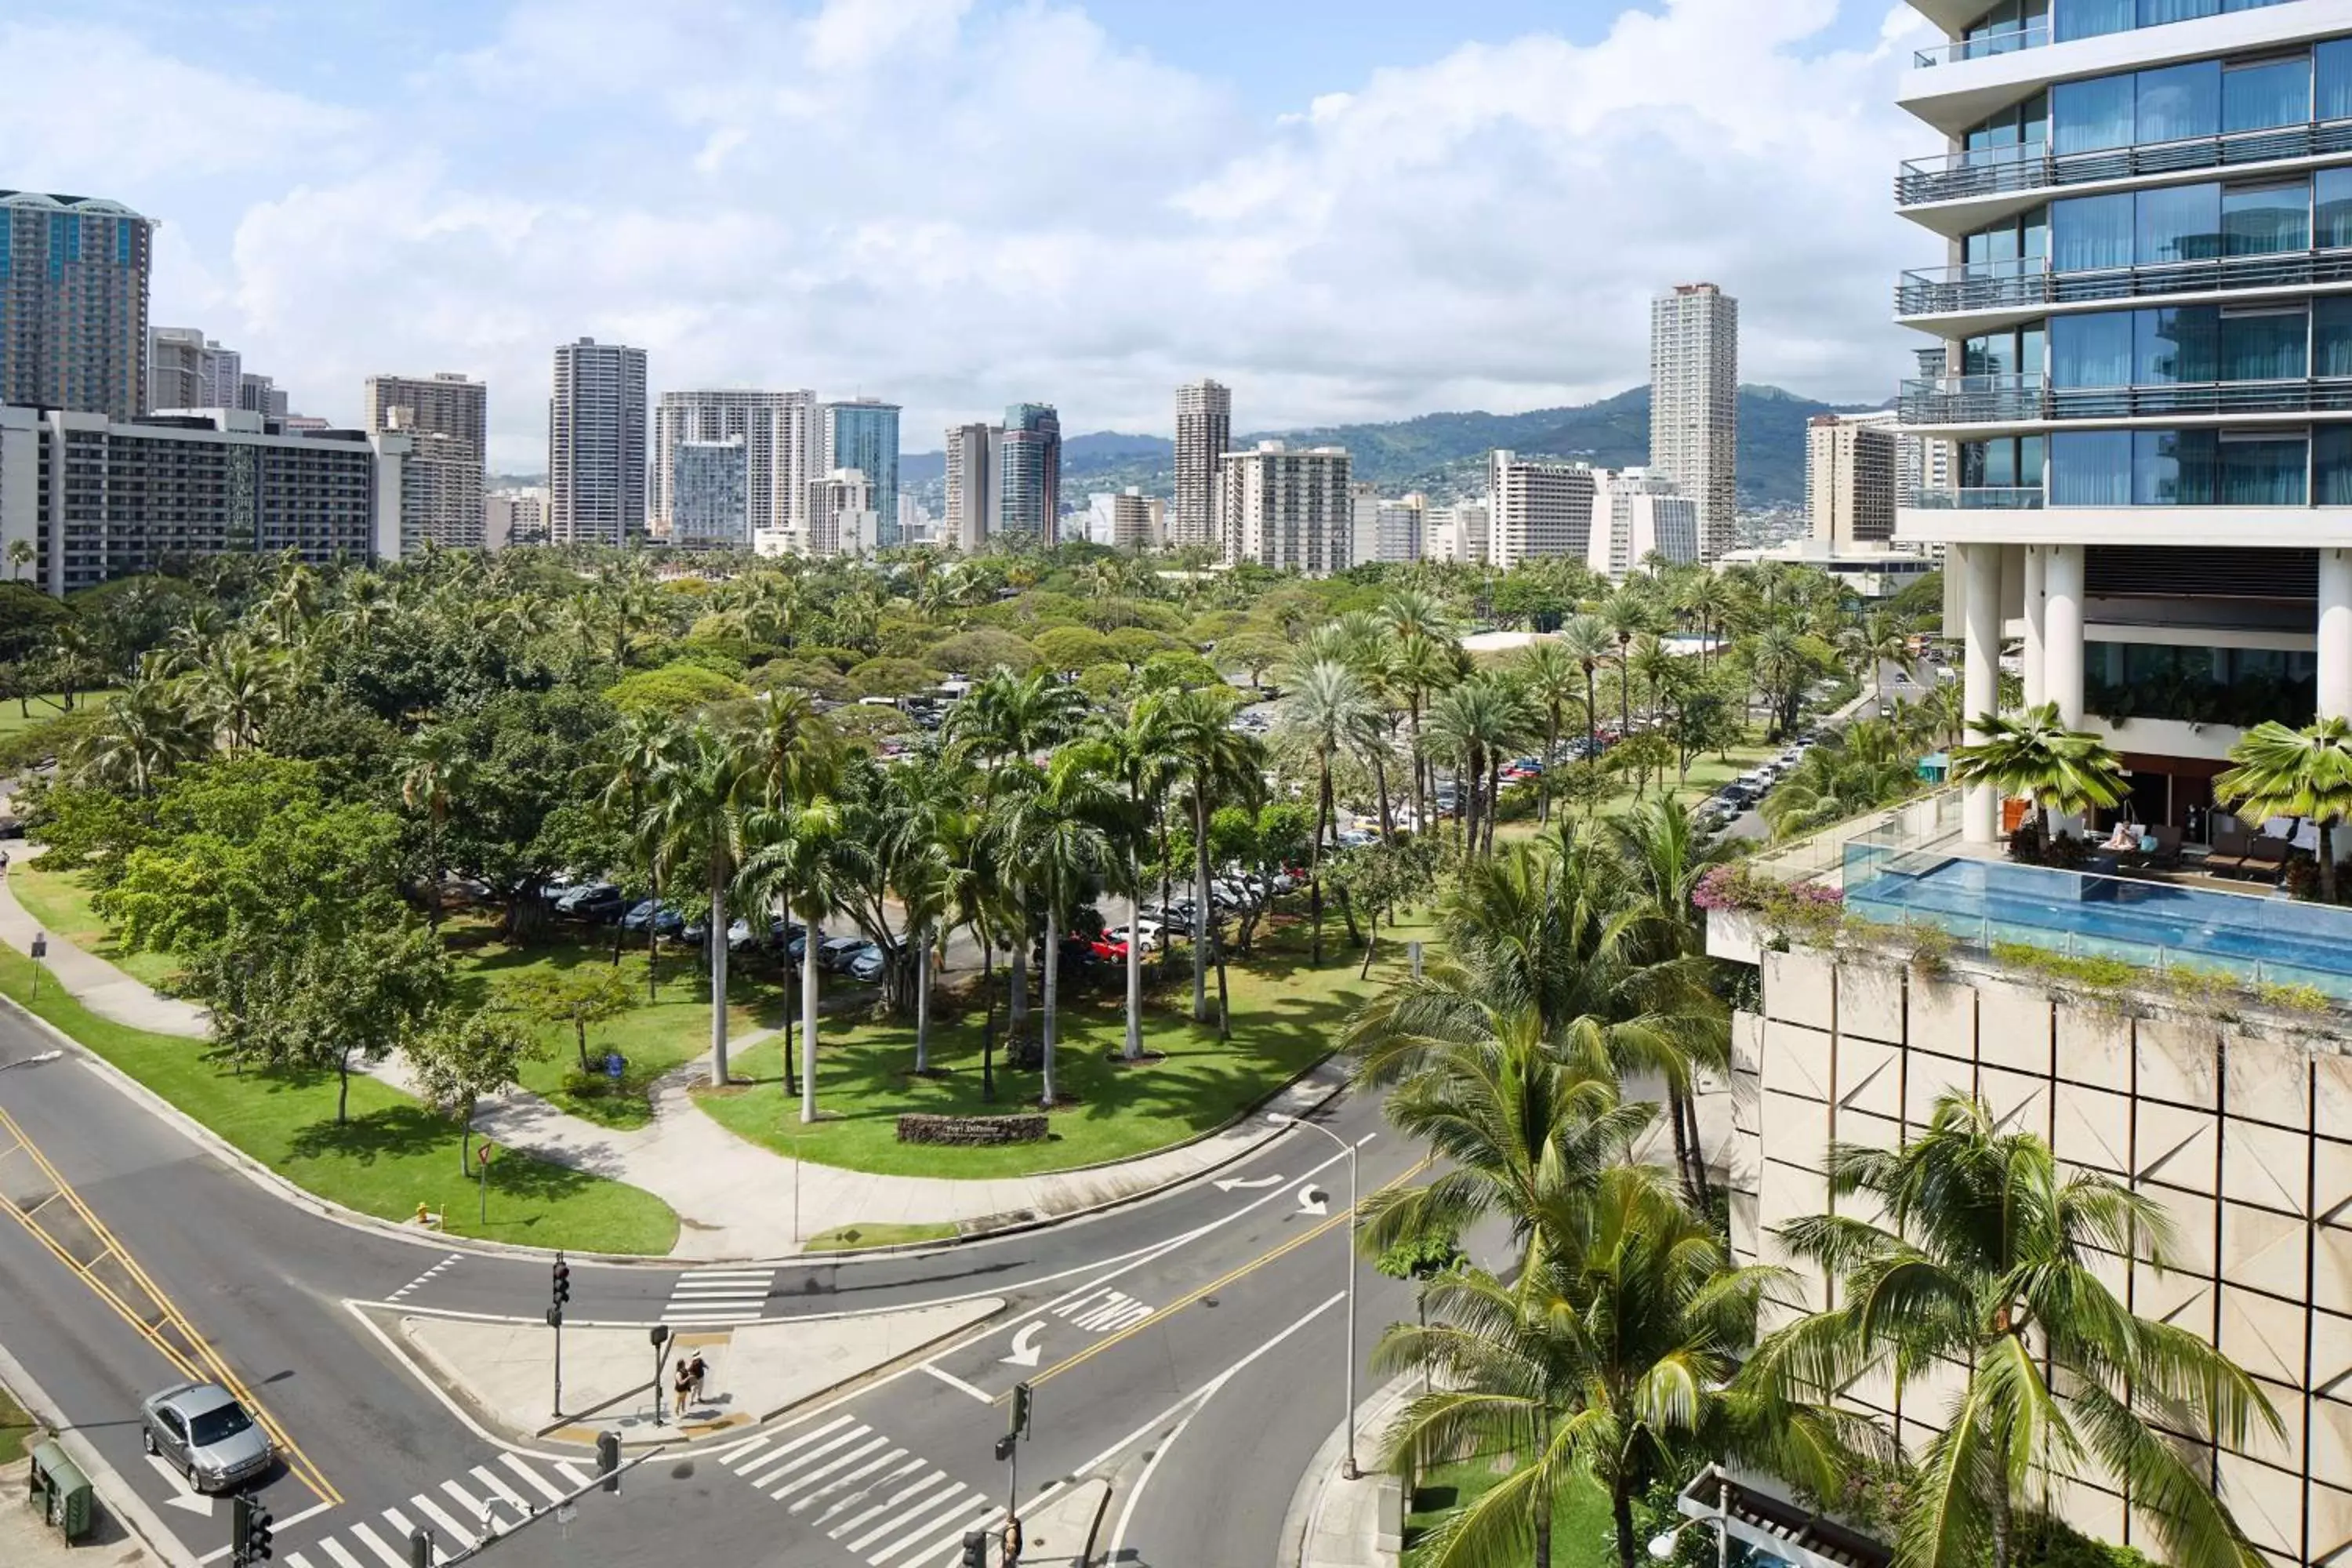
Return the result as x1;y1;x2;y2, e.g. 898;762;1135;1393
2204;829;2252;877
2143;825;2183;869
2242;836;2292;883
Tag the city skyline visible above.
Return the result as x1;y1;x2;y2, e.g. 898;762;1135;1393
0;2;1932;469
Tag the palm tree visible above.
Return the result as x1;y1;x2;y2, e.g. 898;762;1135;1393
1279;659;1383;963
641;724;755;1088
401;728;470;931
738;797;844;1122
191;639;285;755
1513;640;1581;825
988;744;1127;1106
4;537;31;583
597;712;686;978
1378;1163;1846;1568
67;681;205;797
1556;614;1614;770
1098;695;1183;1061
1948;700;2128;841
1425;673;1534;858
870;756;971;1073
1388;632;1457;833
1759;719;1921;841
1741;1093;2281;1568
1166;688;1265;1026
1600;585;1652;742
2216;716;2352;902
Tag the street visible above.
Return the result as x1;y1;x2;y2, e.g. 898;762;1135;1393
0;1000;1425;1568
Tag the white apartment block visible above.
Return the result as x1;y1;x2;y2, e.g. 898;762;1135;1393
1587;467;1698;580
148;328;241;413
1426;500;1490;565
547;338;647;547
365;372;487;554
1486;449;1597;569
1173;379;1232;549
1348;485;1427;566
482;488;546;550
942;422;1002;554
804;467;878;558
1650;281;1740;561
655;389;820;549
1804;411;1899;547
1218;441;1352;576
1112;488;1158;550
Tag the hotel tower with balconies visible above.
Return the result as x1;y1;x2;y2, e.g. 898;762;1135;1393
1896;0;2352;844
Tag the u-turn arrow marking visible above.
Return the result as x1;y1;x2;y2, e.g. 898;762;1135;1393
1000;1320;1046;1367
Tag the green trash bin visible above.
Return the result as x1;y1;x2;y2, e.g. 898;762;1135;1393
26;1439;93;1542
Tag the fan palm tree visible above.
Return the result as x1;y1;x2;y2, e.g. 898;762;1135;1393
1279;659;1384;962
1740;1093;2281;1568
1166;688;1265;1025
2216;716;2352;902
1378;1163;1848;1568
641;723;757;1088
1760;719;1922;842
1948;701;2129;840
1513;640;1582;825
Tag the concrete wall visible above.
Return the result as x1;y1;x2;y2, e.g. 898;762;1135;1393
1731;946;2352;1567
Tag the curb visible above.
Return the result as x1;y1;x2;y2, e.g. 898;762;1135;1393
0;1331;195;1568
1279;1375;1418;1568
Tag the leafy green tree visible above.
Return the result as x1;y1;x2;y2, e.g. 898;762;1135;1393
2215;716;2352;901
1740;1094;2281;1568
509;965;637;1073
405;1003;547;1172
603;663;752;715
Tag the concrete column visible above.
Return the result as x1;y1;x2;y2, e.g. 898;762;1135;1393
2020;545;2046;710
2044;543;2085;727
2321;547;2352;721
1963;542;2003;844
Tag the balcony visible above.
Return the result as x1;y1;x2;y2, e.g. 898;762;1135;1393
1898;120;2352;209
1903;372;2352;424
1907;485;2046;509
1897;248;2352;320
1911;25;2050;69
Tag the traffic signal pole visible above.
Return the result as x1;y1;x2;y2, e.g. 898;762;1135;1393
407;1436;662;1566
548;1253;572;1418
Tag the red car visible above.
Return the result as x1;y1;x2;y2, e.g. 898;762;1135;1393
1088;936;1128;963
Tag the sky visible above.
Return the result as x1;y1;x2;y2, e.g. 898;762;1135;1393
5;0;1936;469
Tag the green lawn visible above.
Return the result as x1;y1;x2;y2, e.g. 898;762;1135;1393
0;691;118;740
0;944;680;1255
694;914;1423;1181
6;862;182;988
1495;735;1782;843
1404;1457;1614;1567
805;1221;958;1252
0;1381;34;1465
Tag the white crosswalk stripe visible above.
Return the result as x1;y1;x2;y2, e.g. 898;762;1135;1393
661;1267;774;1324
278;1454;579;1568
906;1506;1006;1568
724;1411;1018;1568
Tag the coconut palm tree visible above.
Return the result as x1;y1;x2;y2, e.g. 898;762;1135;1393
1278;659;1384;963
1388;631;1458;833
2216;716;2352;902
1740;1093;2281;1568
1556;613;1614;766
738;796;844;1122
1166;688;1266;1025
400;728;470;931
1097;695;1183;1061
1425;673;1535;858
1513;640;1582;825
1948;701;2129;841
1600;585;1653;742
641;723;757;1088
867;755;971;1072
597;711;688;980
67;680;206;797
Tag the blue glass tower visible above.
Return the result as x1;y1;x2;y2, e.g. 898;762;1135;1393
822;398;901;546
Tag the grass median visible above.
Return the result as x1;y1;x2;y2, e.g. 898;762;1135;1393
5;861;181;988
695;913;1430;1181
0;945;680;1255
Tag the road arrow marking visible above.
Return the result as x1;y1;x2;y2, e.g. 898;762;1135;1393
1297;1185;1330;1217
144;1454;213;1516
1214;1174;1283;1192
1000;1321;1046;1367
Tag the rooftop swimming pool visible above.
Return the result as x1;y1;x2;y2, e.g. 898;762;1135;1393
1842;847;2352;999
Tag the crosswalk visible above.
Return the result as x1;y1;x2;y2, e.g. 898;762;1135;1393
662;1267;775;1326
715;1415;1005;1567
280;1453;592;1568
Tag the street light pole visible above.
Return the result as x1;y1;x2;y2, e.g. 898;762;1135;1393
1269;1111;1359;1480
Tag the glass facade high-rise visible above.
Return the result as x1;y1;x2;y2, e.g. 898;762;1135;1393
1650;282;1739;561
822;398;901;546
1;191;154;421
999;402;1062;542
546;339;647;547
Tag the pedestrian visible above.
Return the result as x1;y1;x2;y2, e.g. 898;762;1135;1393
0;848;11;878
673;1359;691;1418
688;1352;709;1404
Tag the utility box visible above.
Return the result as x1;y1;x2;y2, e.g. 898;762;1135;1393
26;1439;93;1542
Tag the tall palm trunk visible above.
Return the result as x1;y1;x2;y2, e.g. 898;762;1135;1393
1124;852;1144;1061
1370;747;1396;842
1610;1475;1636;1568
914;929;933;1074
1539;703;1559;825
1040;893;1062;1107
1484;752;1503;857
1310;757;1331;964
707;866;730;1087
1408;693;1425;831
798;907;821;1123
2324;818;2339;904
1192;788;1212;1022
1009;927;1030;1047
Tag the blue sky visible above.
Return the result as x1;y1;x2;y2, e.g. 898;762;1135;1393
5;1;1929;466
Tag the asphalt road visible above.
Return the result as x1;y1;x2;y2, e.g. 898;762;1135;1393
0;1000;1426;1568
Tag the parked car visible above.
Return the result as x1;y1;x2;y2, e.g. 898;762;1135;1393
1089;935;1127;963
554;883;625;922
844;942;887;984
817;935;869;973
621;899;685;937
140;1383;272;1493
1109;922;1163;953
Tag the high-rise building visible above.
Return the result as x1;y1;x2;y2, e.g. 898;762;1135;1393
149;328;242;412
1173;379;1232;548
1348;488;1427;566
668;440;750;549
1;191;154;421
798;468;878;558
1804;412;1898;548
365;372;488;554
655;390;819;549
822;399;900;546
1427;500;1490;566
238;373;287;420
0;405;406;595
1587;469;1697;581
1219;441;1351;575
1111;488;1158;550
547;339;647;547
1487;450;1599;569
942;423;1001;554
483;488;546;550
1000;403;1061;542
1650;281;1739;561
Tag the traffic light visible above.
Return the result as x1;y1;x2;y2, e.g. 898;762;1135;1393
231;1496;252;1565
1009;1381;1033;1439
248;1501;274;1563
597;1429;622;1493
551;1253;572;1312
962;1530;989;1567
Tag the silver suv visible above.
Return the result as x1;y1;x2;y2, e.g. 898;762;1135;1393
140;1382;273;1492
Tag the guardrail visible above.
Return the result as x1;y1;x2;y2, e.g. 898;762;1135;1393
1911;25;2049;68
1898;120;2352;206
1897;248;2352;318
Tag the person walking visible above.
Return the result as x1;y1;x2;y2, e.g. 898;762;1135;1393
672;1359;691;1418
687;1352;710;1405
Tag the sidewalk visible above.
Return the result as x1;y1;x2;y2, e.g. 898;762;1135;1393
0;853;1345;1261
1282;1378;1415;1568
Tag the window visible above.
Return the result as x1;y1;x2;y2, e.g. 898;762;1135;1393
2052;429;2132;503
2316;298;2352;377
2317;166;2352;249
2223;180;2310;254
1962;434;2047;489
2053;192;2133;270
2137;182;2223;263
2219;307;2307;379
2056;0;2132;41
2317;423;2352;502
2137;61;2219;143
2220;430;2308;503
2137;305;2218;383
2224;56;2310;132
2133;428;2217;503
2320;39;2352;121
2054;74;2136;154
2053;310;2134;386
2140;0;2218;21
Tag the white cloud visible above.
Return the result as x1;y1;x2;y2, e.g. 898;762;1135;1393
18;1;1926;468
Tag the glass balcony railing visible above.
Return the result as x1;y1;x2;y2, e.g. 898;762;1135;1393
1896;248;2352;317
1906;486;2047;509
1913;25;2050;68
1898;120;2352;208
1901;373;2352;423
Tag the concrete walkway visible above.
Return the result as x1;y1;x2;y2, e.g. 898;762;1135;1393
0;851;1344;1261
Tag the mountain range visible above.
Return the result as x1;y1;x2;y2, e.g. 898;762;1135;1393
902;384;1878;511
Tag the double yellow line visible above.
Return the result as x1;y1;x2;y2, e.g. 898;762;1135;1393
1010;1156;1430;1397
0;1102;339;1505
